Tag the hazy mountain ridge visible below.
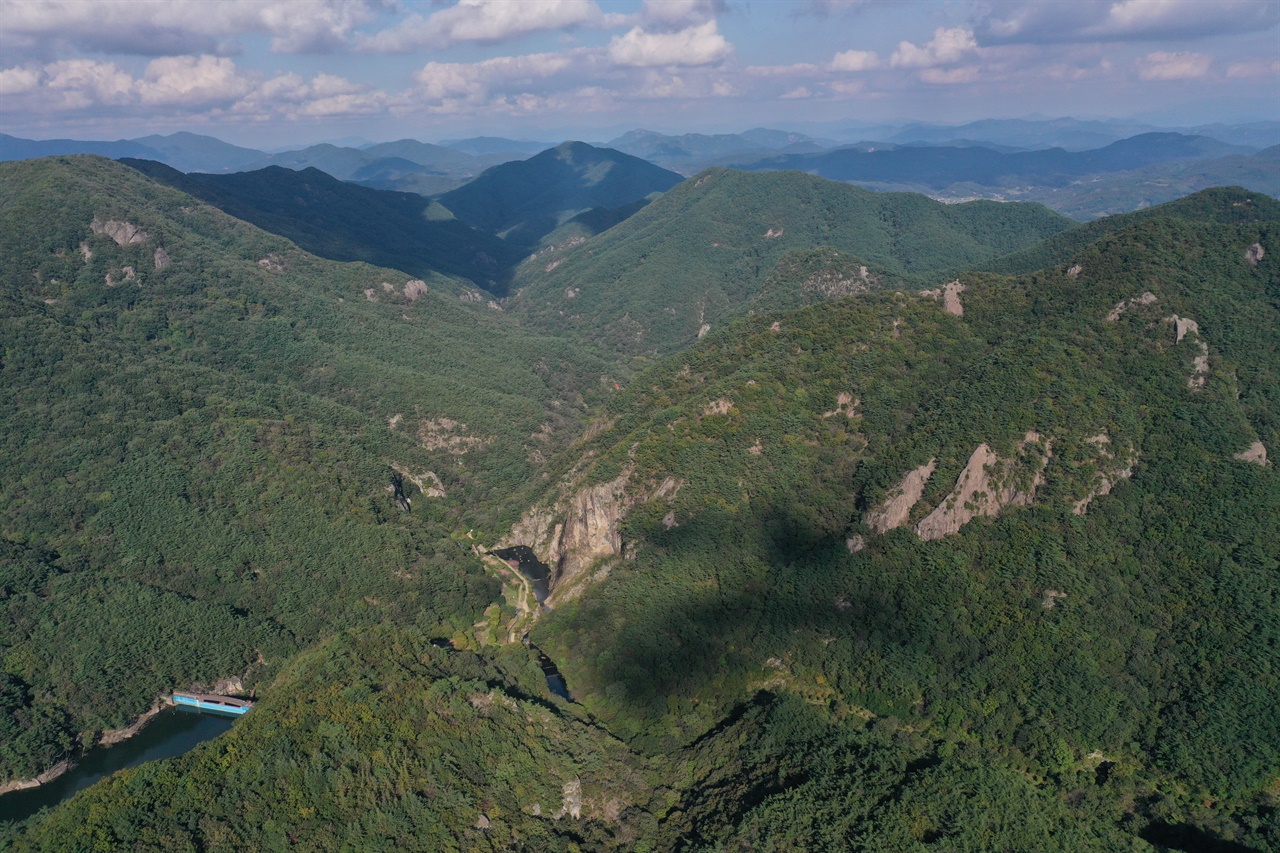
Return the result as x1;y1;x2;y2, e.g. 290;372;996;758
735;132;1256;189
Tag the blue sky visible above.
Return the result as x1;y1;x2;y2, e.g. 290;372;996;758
1;0;1277;147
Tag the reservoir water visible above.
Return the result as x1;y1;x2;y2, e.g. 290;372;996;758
0;706;234;824
491;545;551;603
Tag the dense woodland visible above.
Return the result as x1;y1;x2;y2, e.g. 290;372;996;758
1;154;1277;851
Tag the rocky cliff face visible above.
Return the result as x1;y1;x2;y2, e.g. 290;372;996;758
865;459;936;533
1235;440;1269;466
500;470;634;605
915;431;1051;541
91;217;148;246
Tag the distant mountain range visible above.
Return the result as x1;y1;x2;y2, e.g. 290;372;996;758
3;119;1276;224
730;133;1252;188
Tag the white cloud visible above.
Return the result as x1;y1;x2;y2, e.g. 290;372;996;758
1137;50;1212;80
629;68;733;98
44;59;136;107
138;55;251;106
829;49;879;72
1226;59;1280;78
359;0;614;52
977;0;1279;44
890;27;976;68
608;20;732;67
0;65;41;96
0;0;382;57
413;52;576;102
828;79;864;95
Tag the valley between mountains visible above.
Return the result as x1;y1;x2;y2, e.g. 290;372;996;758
1;146;1277;851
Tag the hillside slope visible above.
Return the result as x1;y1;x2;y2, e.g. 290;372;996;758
122;159;522;293
0;155;606;783
501;187;1279;849
508;167;1073;355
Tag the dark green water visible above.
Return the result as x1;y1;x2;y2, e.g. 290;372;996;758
0;706;234;824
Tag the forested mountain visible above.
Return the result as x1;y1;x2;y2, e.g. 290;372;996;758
2;154;1277;852
0;155;606;793
121;159;522;294
506;167;1074;354
436;141;683;247
511;186;1280;849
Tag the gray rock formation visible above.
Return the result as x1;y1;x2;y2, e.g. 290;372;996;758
1234;440;1268;466
865;459;936;533
915;432;1051;541
91;217;148;246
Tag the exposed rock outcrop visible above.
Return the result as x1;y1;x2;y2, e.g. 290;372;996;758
823;392;861;419
258;254;284;272
404;280;429;300
153;247;170;270
865;459;936;533
99;702;168;746
91;217;147;246
1169;315;1199;344
915;431;1051;541
921;280;965;316
703;398;733;416
0;759;73;796
1105;292;1157;322
1246;243;1265;266
1235;440;1268;466
1168;315;1210;388
500;470;634;605
417;418;490;454
1188;341;1209;388
391;463;447;498
1066;264;1083;278
556;778;584;819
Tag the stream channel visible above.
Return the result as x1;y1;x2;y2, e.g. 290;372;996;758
488;546;571;699
0;706;235;824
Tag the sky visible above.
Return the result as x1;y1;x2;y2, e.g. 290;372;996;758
1;0;1277;147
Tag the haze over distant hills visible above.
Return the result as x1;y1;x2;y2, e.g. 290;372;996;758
6;118;1275;225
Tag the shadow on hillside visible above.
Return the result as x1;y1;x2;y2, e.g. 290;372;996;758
562;501;926;726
